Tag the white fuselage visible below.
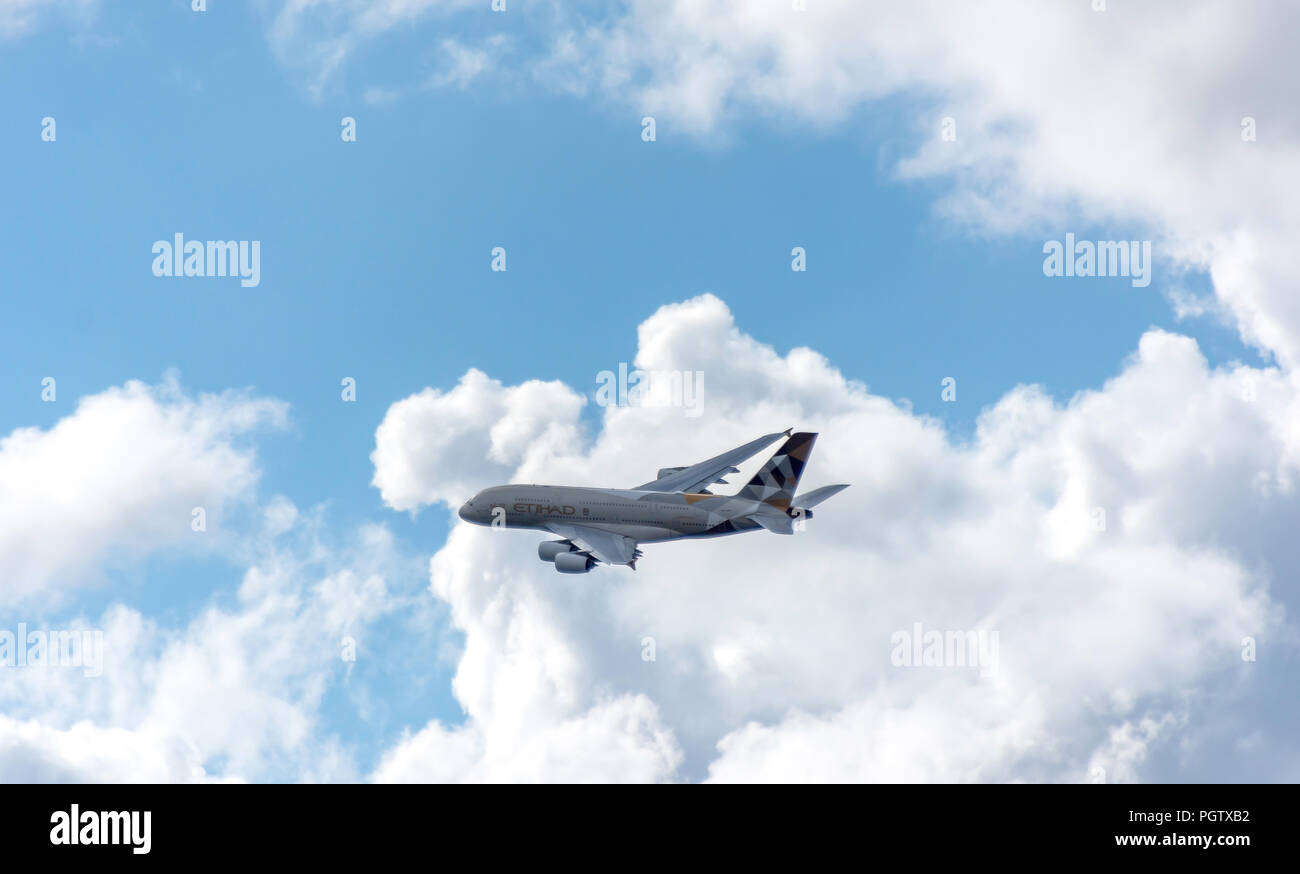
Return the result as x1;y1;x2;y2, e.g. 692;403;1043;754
458;484;763;542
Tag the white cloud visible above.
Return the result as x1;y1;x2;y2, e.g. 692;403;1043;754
8;0;1297;783
265;0;480;98
258;1;1300;372
371;295;1292;782
0;379;430;783
356;34;509;107
0;715;221;783
0;513;418;782
540;1;1300;371
370;368;587;513
0;376;286;607
425;36;507;90
373;691;681;783
367;519;684;783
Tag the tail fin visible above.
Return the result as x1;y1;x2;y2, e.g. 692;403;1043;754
734;432;817;509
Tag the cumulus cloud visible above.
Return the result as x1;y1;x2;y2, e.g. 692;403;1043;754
371;368;586;512
0;515;418;783
371;295;1293;782
0;376;286;607
9;1;1296;784
267;0;1300;778
0;379;431;783
0;714;220;783
540;0;1300;370
370;516;684;783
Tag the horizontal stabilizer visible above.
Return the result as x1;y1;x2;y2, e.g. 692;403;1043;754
794;484;850;508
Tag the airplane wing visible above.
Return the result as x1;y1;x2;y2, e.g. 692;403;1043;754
544;522;641;566
632;429;791;493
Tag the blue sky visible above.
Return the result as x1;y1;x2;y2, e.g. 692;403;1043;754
1;1;1293;783
2;4;1255;455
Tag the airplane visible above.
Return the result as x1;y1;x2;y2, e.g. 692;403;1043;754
457;429;849;573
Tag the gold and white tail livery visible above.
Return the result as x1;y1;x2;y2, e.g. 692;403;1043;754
734;431;818;509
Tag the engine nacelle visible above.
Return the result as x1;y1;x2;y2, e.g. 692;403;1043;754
786;507;813;520
538;540;577;562
554;551;596;574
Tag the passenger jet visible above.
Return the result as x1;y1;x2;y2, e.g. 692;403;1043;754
458;430;849;573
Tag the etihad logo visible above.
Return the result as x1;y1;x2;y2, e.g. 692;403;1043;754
513;502;577;516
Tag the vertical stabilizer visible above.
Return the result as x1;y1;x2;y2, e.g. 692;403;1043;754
733;432;817;509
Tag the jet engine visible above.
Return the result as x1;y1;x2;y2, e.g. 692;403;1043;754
538;540;578;562
554;551;596;573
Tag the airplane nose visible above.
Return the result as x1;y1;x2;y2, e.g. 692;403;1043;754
458;502;471;521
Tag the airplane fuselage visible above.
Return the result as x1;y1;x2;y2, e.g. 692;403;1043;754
455;430;845;572
458;484;763;543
